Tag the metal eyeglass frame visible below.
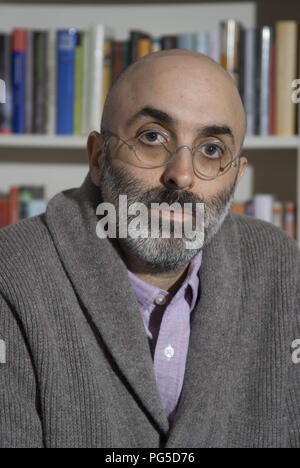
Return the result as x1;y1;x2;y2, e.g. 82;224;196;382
102;129;241;180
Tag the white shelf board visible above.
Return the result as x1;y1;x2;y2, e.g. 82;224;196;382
0;135;299;150
244;136;300;149
0;135;87;149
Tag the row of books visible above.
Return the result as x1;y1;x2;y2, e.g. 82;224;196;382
0;19;299;137
231;195;297;240
0;185;47;229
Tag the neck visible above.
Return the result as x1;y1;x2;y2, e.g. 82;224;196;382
122;251;190;294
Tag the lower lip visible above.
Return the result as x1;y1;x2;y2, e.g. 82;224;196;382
151;209;193;221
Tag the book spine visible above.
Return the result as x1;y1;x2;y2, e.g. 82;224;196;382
88;24;105;132
25;30;33;134
0;199;9;229
194;32;208;55
208;31;220;63
242;29;257;135
12;29;26;134
56;29;76;135
220;20;240;87
151;38;161;53
269;42;276;135
33;31;48;134
284;201;296;239
275;21;298;136
46;29;56;135
177;33;195;51
273;201;283;229
258;27;272;136
121;41;130;69
112;41;123;82
137;38;152;59
253;194;274;223
74;31;83;136
9;186;20;225
101;40;112;114
81;30;91;136
0;33;12;133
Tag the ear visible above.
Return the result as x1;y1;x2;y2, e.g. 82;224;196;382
236;155;248;185
87;131;105;186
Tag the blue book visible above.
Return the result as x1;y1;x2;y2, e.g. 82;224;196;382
56;29;77;135
12;29;26;134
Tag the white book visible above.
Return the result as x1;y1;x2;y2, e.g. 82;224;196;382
46;29;56;135
253;194;274;223
208;30;220;63
194;32;209;55
88;24;107;134
258;27;271;135
0;79;5;103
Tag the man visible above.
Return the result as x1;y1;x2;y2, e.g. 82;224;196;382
0;49;299;448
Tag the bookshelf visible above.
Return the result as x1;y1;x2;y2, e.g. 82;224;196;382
0;1;299;247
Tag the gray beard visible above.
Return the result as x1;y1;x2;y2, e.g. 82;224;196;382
98;149;239;272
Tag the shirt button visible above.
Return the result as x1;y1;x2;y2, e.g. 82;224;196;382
154;295;167;306
164;345;175;360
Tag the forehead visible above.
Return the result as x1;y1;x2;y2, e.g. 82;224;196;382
117;56;243;134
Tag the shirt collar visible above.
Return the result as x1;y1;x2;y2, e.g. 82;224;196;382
127;250;203;311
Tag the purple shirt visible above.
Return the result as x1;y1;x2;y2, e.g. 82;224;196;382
127;251;203;423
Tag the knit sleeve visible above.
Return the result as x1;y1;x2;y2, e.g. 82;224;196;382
0;293;44;448
287;255;300;448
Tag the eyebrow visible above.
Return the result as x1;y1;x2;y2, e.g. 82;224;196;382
125;106;235;147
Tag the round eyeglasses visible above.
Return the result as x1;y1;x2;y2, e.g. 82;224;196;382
103;129;239;180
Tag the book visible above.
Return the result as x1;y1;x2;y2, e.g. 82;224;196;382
161;35;177;50
74;31;83;136
46;29;57;135
220;20;240;87
257;27;272;136
56;29;77;135
151;38;162;53
284;201;296;239
177;33;195;51
137;38;152;59
25;30;34;133
194;32;209;55
112;41;123;83
253;194;274;223
0;33;12;133
275;21;298;136
88;24;107;132
11;29;26;134
8;186;20;225
0;195;9;229
101;40;112;118
130;30;152;62
273;201;283;229
239;28;257;135
33;31;48;134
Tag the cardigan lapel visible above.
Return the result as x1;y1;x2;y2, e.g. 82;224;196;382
166;208;243;447
44;172;170;435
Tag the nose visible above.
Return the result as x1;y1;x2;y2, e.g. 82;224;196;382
162;146;195;190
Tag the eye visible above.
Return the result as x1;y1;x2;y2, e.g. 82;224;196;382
200;142;224;159
138;130;168;146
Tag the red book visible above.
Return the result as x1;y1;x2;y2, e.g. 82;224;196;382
112;41;123;83
0;198;9;228
269;43;276;135
8;186;20;225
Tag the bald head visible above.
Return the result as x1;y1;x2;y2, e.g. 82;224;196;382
101;49;246;151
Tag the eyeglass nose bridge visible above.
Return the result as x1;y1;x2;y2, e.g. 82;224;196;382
170;144;195;158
